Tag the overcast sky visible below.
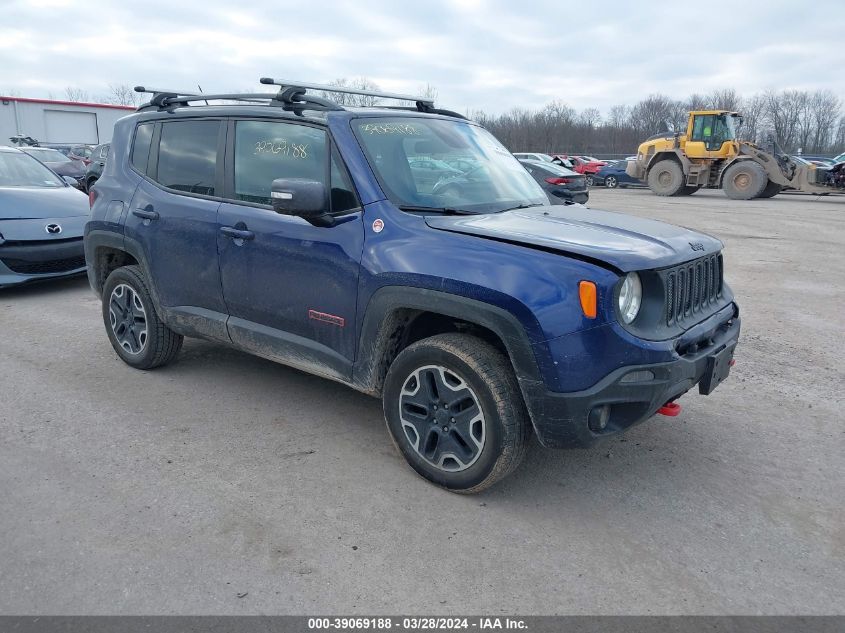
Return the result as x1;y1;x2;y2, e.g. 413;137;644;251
2;0;843;115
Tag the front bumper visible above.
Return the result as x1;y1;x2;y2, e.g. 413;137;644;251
523;308;741;448
0;238;86;288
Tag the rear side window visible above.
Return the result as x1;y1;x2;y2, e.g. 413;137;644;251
156;120;219;196
131;123;153;174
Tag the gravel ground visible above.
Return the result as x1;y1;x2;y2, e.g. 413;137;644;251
0;187;842;615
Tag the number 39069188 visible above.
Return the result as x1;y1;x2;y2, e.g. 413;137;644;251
254;140;308;159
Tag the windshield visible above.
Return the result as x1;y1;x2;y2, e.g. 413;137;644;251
353;117;547;213
23;148;72;163
0;151;65;187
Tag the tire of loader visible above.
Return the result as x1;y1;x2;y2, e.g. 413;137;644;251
647;159;685;196
757;180;782;198
722;161;768;200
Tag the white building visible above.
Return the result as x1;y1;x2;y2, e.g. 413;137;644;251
0;96;135;146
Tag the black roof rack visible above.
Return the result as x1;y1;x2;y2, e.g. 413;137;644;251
134;79;464;118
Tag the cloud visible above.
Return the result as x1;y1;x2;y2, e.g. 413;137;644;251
0;0;842;115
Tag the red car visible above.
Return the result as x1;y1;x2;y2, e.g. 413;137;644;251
550;154;607;186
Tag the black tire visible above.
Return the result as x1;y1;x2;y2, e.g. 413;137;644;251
383;333;530;493
647;159;685;196
585;174;594;187
722;161;768;200
757;180;781;198
102;265;183;370
86;177;97;192
605;175;619;188
677;185;701;196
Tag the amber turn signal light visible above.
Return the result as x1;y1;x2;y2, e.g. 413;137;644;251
579;281;597;318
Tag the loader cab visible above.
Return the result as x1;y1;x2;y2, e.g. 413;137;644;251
684;111;741;159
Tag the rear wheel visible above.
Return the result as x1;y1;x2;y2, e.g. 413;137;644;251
585;174;594;187
722;161;768;200
102;265;183;370
605;175;619;188
383;333;530;493
757;180;781;198
647;159;685;196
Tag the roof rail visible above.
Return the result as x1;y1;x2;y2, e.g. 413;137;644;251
259;77;435;109
132;79;457;117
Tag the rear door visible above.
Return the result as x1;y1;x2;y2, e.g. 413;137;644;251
216;118;364;381
124;119;228;335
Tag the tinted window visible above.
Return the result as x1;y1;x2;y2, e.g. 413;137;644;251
156;121;219;196
233;120;326;206
131;123;153;174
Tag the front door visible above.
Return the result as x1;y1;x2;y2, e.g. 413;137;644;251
217;119;364;381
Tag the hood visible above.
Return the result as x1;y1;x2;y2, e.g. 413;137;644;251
0;185;90;221
424;205;723;272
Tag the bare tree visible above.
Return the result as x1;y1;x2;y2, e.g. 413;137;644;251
102;84;139;106
709;88;742;111
65;87;89;102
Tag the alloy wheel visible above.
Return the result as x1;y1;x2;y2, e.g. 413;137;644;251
399;365;486;472
108;283;148;355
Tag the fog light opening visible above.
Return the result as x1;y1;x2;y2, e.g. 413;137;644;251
588;405;611;432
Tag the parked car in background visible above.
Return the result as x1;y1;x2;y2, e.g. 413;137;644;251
84;143;110;191
513;152;554;163
44;144;94;165
517;158;588;204
0;146;89;287
834;151;845;163
19;147;87;189
551;155;607;186
593;160;643;188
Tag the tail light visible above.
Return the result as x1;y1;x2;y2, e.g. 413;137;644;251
545;176;571;185
88;188;98;208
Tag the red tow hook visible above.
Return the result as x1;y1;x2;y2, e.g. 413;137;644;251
657;401;682;417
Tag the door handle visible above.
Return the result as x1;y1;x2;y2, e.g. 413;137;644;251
133;207;159;221
220;226;255;241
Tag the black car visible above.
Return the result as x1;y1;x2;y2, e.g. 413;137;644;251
84;143;110;191
518;159;588;205
19;147;87;189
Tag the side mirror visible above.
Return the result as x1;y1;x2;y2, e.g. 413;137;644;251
271;178;334;227
63;176;79;187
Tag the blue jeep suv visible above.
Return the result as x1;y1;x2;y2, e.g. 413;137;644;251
84;80;740;492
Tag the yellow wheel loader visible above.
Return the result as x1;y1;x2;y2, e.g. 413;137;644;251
626;110;842;200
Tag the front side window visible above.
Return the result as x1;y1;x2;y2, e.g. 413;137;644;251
233;120;327;206
353;117;546;213
156;120;219;196
0;151;64;188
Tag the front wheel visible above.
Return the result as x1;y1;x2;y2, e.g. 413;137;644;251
102;265;183;370
383;333;530;493
647;159;685;196
585;174;594;187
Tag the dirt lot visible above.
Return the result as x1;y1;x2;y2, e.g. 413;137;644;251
1;188;843;615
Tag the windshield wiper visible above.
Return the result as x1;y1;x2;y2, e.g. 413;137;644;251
398;205;479;215
496;203;545;213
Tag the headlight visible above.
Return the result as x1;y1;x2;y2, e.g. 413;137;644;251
618;272;642;324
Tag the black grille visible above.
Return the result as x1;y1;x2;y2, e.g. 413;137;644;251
664;254;723;326
1;256;86;275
